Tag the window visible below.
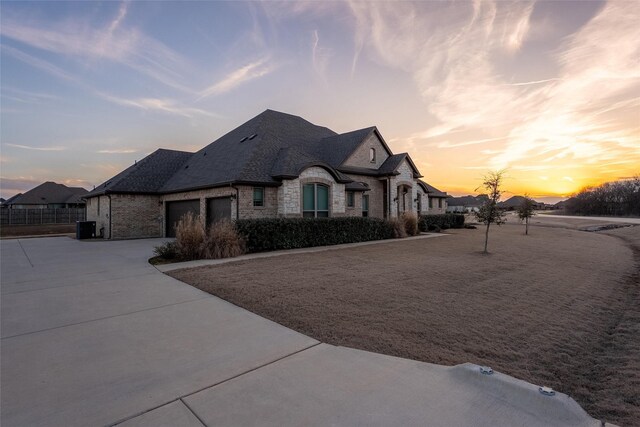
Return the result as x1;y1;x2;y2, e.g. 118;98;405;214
416;193;422;214
429;197;433;209
369;148;376;163
346;191;355;208
303;183;329;217
362;195;369;217
438;198;442;208
253;187;264;207
97;197;100;215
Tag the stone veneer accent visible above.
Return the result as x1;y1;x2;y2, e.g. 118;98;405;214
278;166;346;217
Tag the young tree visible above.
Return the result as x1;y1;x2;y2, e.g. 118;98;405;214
517;195;536;235
474;170;507;253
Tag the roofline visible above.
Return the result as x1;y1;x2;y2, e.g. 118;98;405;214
85;180;283;198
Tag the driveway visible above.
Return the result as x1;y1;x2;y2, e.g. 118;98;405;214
1;236;608;426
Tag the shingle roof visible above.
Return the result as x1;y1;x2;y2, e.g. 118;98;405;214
161;110;338;192
418;180;448;197
8;182;88;205
87;110;428;196
316;127;376;166
85;149;192;197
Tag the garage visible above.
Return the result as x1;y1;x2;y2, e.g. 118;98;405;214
206;197;232;227
166;199;200;237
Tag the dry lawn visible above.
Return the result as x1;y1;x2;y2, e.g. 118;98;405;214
170;220;640;426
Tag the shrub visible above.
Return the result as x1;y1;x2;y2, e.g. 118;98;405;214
387;217;407;238
401;212;419;236
428;224;441;233
419;214;465;232
235;217;395;252
153;241;178;259
175;212;205;261
202;220;245;259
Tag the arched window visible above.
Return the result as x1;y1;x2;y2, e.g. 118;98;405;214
369;148;376;163
303;183;329;217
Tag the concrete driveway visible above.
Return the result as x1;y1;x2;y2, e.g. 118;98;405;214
1;237;608;426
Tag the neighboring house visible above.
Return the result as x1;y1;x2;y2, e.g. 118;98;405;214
1;193;22;208
447;194;488;213
85;110;447;239
419;182;448;214
4;182;87;209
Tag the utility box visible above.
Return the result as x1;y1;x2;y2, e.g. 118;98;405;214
76;221;96;239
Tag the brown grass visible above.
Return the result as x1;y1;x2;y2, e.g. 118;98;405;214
175;212;205;260
169;221;640;426
202;220;245;259
400;211;419;236
388;217;407;238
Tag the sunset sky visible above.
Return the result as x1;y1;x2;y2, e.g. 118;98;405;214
1;1;638;202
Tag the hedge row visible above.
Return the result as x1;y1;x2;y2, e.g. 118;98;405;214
418;213;465;232
235;217;395;252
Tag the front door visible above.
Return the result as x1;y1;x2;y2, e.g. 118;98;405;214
206;197;231;227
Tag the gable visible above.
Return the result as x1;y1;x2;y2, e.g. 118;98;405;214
342;131;391;169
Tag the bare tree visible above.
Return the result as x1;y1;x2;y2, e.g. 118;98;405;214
517;195;536;235
474;170;507;253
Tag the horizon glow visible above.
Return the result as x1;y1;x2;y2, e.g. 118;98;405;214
1;1;638;203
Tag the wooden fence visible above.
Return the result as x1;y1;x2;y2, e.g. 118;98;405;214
0;208;86;225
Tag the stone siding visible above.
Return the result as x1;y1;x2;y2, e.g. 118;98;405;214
278;167;345;217
343;132;390;169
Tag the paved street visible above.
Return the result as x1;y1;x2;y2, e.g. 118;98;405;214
1;236;607;426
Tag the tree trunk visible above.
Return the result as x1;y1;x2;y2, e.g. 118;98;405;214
484;222;490;253
525;217;529;235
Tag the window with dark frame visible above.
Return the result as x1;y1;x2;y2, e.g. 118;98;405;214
97;197;100;215
253;187;264;207
429;197;433;209
362;194;369;217
438;198;442;208
347;191;355;208
303;183;329;217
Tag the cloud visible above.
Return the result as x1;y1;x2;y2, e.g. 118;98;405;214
312;30;332;82
198;58;274;99
346;0;639;178
0;3;193;93
4;143;67;151
98;93;220;119
97;149;138;154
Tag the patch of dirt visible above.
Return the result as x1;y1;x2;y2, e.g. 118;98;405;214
169;221;639;426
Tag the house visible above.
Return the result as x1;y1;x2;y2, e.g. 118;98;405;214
446;194;488;213
4;182;87;209
85;110;447;239
418;182;448;214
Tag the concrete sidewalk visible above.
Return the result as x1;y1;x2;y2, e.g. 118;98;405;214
1;236;610;426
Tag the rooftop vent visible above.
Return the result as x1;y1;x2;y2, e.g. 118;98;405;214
185;165;189;169
240;136;248;143
203;152;207;156
248;133;257;140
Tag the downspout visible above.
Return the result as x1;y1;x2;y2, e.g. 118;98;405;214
231;184;239;220
107;194;112;239
387;177;391;218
